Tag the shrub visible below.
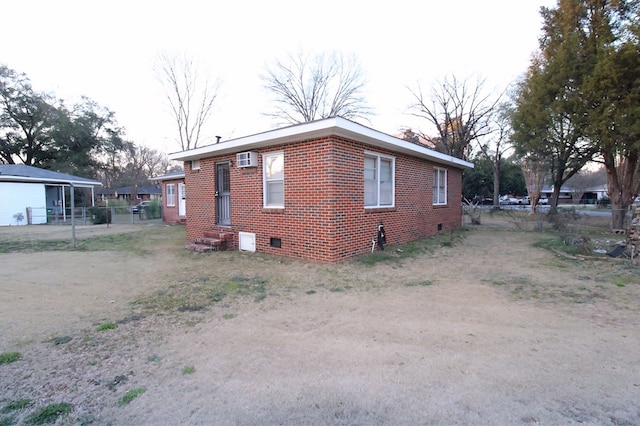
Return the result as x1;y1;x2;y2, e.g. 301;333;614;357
89;206;111;225
142;200;162;219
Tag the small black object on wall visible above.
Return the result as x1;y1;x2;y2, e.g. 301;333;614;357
377;224;386;250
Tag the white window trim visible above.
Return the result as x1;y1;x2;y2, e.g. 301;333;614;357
166;184;176;207
433;167;447;205
364;151;395;208
263;151;284;208
191;159;200;170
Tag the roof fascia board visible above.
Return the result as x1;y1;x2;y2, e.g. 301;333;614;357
168;117;473;169
151;173;185;182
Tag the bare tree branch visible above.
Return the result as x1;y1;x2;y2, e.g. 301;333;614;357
408;75;501;160
154;52;219;151
262;51;371;125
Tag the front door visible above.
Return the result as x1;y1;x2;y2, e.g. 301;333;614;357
216;163;231;226
178;183;186;216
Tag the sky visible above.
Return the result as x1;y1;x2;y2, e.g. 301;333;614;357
3;0;557;157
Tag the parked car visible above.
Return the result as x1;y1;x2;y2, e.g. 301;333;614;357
499;195;520;205
131;200;152;214
538;197;549;205
470;196;495;205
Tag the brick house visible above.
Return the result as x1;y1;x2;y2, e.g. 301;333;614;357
152;171;186;224
168;117;473;262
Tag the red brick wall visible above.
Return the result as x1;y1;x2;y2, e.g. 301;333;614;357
160;178;185;224
184;136;464;262
185;159;218;241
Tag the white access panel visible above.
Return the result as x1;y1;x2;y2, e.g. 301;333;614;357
238;231;256;252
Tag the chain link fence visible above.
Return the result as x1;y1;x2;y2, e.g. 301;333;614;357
24;205;162;226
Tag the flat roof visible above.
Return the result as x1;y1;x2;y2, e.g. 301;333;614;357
168;117;473;170
0;164;102;187
151;171;185;182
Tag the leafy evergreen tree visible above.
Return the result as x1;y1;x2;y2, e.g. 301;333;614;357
512;0;639;227
511;0;599;213
1;64;130;181
583;1;640;228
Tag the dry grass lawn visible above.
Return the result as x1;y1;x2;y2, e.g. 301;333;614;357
0;211;639;425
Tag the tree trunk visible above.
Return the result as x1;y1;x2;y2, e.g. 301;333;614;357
608;185;633;230
531;197;539;215
492;162;501;208
604;151;640;230
610;205;627;230
549;185;562;214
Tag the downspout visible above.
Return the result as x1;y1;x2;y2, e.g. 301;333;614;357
62;185;67;222
70;182;76;248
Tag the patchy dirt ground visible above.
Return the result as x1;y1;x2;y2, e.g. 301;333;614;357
1;219;639;425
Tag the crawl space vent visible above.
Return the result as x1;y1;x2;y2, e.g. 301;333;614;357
270;237;282;248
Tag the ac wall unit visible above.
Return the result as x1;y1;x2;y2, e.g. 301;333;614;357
236;151;258;168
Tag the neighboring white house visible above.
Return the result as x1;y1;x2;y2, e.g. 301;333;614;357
540;184;610;204
0;165;102;226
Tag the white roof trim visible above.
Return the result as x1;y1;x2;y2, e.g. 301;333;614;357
0;175;102;187
151;172;185;182
168;117;473;169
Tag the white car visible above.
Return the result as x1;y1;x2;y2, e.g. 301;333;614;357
499;196;518;205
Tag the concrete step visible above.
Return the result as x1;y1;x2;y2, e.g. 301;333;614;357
203;230;234;242
194;237;223;246
184;243;218;252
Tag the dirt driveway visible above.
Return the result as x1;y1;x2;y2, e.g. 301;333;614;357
1;222;639;425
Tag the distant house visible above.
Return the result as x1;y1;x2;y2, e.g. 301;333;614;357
540;184;609;204
97;186;162;204
540;185;575;203
152;171;186;224
0;164;102;226
583;184;609;203
168;117;472;262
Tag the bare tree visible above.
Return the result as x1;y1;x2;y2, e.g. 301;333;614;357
519;154;549;215
95;140;133;191
408;75;500;161
477;102;513;207
262;51;371;124
155;52;219;151
131;144;174;180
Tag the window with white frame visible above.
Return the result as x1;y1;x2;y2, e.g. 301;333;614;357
433;167;447;205
166;184;176;206
263;152;284;208
364;152;395;208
